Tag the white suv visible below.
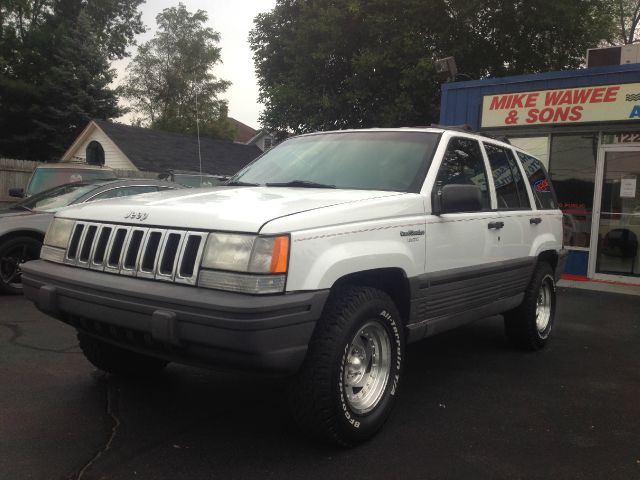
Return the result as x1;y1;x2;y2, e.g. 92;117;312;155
22;127;567;446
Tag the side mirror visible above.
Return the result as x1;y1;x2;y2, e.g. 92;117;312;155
9;187;25;198
432;184;482;215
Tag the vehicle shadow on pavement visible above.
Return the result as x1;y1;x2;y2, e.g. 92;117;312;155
80;316;530;479
27;288;640;480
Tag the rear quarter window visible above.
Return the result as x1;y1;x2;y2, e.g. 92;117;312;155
516;151;558;210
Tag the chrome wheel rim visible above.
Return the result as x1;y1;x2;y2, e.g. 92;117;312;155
536;278;552;334
343;321;391;415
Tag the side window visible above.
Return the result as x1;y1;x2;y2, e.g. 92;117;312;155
484;143;530;210
517;151;558;210
90;186;158;201
435;137;490;210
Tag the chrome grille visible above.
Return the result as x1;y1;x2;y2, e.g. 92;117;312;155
64;222;207;285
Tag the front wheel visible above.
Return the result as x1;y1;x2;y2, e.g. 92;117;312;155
0;236;42;294
504;262;556;350
289;286;404;446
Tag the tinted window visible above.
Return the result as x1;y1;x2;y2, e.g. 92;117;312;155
90;186;158;201
517;151;557;210
233;132;440;192
435;137;490;209
484;143;529;209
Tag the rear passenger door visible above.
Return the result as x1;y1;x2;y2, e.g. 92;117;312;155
482;142;534;262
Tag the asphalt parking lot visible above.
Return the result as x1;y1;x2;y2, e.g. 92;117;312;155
1;287;639;480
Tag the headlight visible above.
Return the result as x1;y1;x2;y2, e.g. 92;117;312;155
201;233;289;273
44;218;75;249
199;233;289;294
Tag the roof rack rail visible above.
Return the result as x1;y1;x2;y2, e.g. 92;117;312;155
428;123;475;133
478;132;511;145
428;124;512;145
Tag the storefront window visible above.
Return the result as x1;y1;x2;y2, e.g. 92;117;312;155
549;134;598;248
508;136;549;169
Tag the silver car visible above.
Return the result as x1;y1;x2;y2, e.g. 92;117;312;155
0;178;182;294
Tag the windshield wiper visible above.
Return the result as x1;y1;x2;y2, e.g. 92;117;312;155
225;180;260;186
265;180;336;189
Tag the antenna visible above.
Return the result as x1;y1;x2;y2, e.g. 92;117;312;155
195;87;203;175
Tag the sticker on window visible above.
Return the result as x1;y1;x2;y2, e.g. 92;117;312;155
534;178;551;193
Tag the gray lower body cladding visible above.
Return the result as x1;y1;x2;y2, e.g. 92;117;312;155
22;260;329;374
407;257;539;341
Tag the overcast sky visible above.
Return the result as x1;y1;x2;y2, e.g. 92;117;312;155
113;0;277;130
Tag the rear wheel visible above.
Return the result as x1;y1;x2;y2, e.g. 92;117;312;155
78;332;168;376
504;262;556;350
288;286;404;446
0;236;42;294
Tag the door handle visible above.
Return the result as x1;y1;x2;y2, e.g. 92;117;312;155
488;221;504;230
530;217;542;225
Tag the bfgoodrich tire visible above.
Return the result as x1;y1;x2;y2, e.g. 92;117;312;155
504;262;556;351
289;286;404;447
78;332;168;376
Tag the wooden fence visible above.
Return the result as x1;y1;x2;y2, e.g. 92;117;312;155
0;158;44;203
0;158;158;203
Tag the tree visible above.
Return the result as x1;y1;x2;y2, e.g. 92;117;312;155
615;0;640;44
123;3;233;141
0;0;145;160
250;0;615;135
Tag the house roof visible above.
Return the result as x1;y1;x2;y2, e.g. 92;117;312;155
92;120;262;176
228;118;257;143
247;129;272;145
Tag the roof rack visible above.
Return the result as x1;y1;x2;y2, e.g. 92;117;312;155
428;124;511;145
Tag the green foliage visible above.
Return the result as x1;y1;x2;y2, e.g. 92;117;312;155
250;0;616;134
0;0;145;160
123;3;233;141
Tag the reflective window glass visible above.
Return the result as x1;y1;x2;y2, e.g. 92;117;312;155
517;151;557;210
549;134;597;248
484;143;529;209
435;137;490;210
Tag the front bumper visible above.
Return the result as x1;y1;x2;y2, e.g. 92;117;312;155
22;260;329;373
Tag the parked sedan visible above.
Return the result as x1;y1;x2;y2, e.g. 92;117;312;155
0;178;182;294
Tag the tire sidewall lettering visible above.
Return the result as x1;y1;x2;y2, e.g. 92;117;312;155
338;305;403;431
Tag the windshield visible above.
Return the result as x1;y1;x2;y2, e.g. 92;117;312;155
16;183;98;212
26;168;116;196
231;131;440;192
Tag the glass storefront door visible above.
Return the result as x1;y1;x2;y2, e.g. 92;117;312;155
592;149;640;282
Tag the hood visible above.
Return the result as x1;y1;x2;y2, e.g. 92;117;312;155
55;187;406;232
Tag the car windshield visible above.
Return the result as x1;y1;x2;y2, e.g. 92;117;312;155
26;168;116;196
231;131;440;192
15;183;98;212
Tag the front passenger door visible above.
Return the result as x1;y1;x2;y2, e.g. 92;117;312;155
422;136;500;329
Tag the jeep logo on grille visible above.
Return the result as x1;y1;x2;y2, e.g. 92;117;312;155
124;211;149;221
